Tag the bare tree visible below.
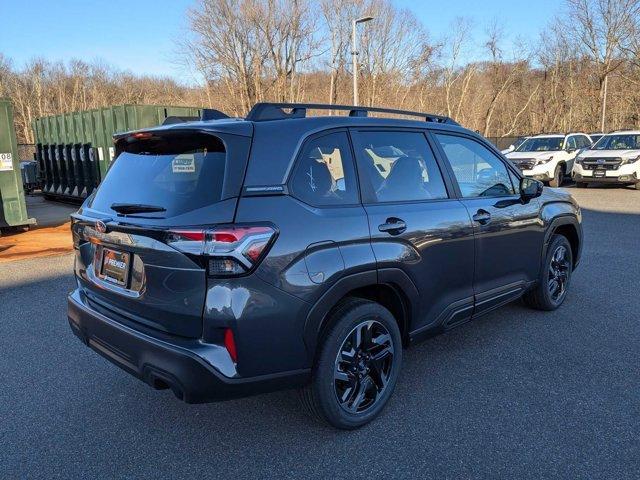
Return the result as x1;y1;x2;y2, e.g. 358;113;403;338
320;0;362;105
563;0;640;130
440;17;474;120
5;0;640;145
358;0;436;107
185;0;267;114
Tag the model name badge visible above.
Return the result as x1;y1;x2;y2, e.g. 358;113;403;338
106;258;127;270
245;185;284;192
247;185;283;192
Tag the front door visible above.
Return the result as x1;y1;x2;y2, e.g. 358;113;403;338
432;133;545;315
350;129;476;334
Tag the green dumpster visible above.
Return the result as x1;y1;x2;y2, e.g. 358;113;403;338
33;104;204;201
0;98;35;230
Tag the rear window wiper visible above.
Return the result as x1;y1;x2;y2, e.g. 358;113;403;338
110;203;167;214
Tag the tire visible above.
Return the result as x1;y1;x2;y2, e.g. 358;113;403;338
634;181;640;190
575;182;588;188
300;298;403;430
523;234;573;311
549;164;563;188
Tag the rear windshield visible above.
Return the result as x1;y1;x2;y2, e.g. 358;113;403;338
90;132;226;217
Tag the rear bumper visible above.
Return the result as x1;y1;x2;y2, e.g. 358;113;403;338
68;289;310;403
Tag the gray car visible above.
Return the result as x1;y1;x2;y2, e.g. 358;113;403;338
68;103;583;429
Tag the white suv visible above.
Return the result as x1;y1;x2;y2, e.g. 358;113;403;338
505;133;592;187
573;131;640;189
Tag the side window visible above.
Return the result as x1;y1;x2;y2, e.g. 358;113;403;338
289;131;358;206
566;136;577;150
351;131;448;203
581;136;592;148
508;168;521;193
434;134;516;198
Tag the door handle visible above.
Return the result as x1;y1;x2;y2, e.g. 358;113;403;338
472;209;492;225
378;217;407;235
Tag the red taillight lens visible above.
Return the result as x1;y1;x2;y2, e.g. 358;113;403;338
167;230;207;255
211;227;274;244
171;230;206;242
167;225;276;276
224;328;238;363
243;239;268;263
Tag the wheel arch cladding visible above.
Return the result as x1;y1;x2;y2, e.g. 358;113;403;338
337;284;410;345
303;271;417;364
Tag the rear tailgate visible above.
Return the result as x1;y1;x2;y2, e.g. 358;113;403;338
72;127;251;338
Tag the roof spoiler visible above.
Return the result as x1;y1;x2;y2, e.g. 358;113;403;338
161;109;231;125
162;116;200;125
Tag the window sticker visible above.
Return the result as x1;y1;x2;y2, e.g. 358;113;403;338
172;154;196;173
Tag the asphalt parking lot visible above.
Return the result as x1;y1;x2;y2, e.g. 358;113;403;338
1;185;639;479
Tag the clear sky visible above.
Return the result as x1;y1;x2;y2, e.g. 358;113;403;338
1;0;563;81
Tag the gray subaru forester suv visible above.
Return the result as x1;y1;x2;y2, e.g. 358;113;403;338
68;103;582;429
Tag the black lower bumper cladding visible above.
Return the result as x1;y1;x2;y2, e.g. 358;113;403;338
68;290;309;403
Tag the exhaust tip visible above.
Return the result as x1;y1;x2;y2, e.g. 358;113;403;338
143;367;185;401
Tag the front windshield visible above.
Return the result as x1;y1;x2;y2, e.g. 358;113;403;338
591;134;640;150
516;137;564;152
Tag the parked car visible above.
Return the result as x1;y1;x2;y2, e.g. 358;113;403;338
68;103;583;429
505;133;592;187
573;131;640;189
500;136;528;154
588;133;605;145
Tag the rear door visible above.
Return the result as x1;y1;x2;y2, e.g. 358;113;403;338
72;128;251;338
431;132;544;314
350;129;475;333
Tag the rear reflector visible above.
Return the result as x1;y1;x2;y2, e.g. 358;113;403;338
224;328;238;363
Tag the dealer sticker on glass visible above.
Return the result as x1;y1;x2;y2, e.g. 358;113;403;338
0;152;13;171
172;155;196;173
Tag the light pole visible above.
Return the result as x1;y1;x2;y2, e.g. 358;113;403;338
600;73;608;133
352;16;374;106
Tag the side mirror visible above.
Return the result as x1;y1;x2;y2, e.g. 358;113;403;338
520;177;543;201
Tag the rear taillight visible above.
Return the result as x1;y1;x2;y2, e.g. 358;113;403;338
167;225;276;276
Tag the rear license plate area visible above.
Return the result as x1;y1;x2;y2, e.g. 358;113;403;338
100;248;131;286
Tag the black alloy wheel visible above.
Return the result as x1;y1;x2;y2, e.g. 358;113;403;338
523;234;573;311
548;244;571;304
333;320;394;414
300;298;402;429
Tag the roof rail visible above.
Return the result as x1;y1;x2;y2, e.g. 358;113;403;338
245;102;459;125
